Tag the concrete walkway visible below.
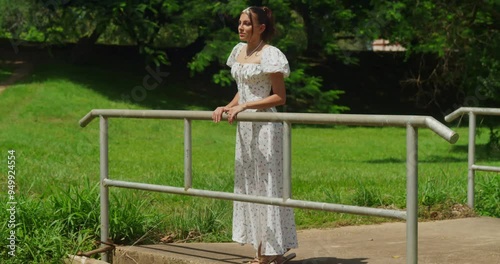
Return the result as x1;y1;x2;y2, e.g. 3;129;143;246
113;217;499;264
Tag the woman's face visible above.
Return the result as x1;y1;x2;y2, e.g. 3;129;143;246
238;13;262;43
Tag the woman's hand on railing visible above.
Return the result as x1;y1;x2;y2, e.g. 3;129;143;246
227;104;246;125
212;106;229;123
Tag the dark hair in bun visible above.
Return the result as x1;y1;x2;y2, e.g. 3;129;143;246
242;6;276;42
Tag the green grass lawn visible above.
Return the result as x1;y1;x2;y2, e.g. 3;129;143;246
0;61;498;262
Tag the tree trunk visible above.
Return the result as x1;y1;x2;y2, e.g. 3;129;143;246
70;25;106;64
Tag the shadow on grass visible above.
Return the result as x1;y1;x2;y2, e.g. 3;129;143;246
450;144;500;161
365;155;466;164
364;143;500;164
31;62;231;111
2;43;235;111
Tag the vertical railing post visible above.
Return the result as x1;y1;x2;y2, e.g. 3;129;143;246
283;121;292;200
184;118;192;190
99;116;110;262
468;112;476;208
406;124;418;264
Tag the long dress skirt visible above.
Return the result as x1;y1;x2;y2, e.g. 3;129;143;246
232;121;298;255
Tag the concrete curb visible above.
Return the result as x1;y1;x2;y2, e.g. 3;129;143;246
64;255;110;264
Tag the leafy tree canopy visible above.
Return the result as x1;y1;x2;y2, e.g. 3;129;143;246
0;0;498;114
361;0;499;113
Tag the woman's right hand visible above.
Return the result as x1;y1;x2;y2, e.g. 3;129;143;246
212;106;228;123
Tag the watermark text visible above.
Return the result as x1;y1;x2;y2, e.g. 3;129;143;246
6;149;17;257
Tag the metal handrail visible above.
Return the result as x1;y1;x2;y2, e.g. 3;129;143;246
445;107;500;208
80;109;458;264
445;107;500;123
79;110;458;143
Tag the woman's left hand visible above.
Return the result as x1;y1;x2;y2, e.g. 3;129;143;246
227;104;246;124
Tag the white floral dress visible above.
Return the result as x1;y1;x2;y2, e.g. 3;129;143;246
227;43;298;255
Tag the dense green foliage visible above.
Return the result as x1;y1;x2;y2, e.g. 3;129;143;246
361;1;499;114
1;0;497;114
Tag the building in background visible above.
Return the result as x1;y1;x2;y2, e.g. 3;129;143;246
371;39;406;52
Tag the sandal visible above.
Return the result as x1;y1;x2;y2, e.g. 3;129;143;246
250;254;296;264
248;244;278;264
248;244;296;264
248;255;278;264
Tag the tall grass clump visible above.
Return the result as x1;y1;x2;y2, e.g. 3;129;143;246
161;199;232;243
0;192;95;263
351;180;383;207
108;191;166;245
475;175;500;217
419;178;449;209
0;181;170;263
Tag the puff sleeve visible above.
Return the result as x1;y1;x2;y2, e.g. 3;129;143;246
226;43;245;68
261;46;290;78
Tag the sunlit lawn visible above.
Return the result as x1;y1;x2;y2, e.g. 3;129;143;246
0;61;498;255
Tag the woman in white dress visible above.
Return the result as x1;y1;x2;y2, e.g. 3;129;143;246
212;6;298;264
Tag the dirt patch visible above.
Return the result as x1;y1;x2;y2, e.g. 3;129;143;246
0;60;34;93
421;203;476;221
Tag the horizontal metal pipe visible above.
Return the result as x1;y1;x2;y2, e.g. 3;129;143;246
104;179;407;220
472;164;500;173
79;110;458;143
80;109;428;127
445;107;500;122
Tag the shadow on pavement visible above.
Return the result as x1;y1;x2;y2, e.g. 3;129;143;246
135;244;250;263
290;257;369;263
122;244;370;264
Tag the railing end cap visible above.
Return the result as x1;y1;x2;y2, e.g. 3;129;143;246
449;132;459;144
